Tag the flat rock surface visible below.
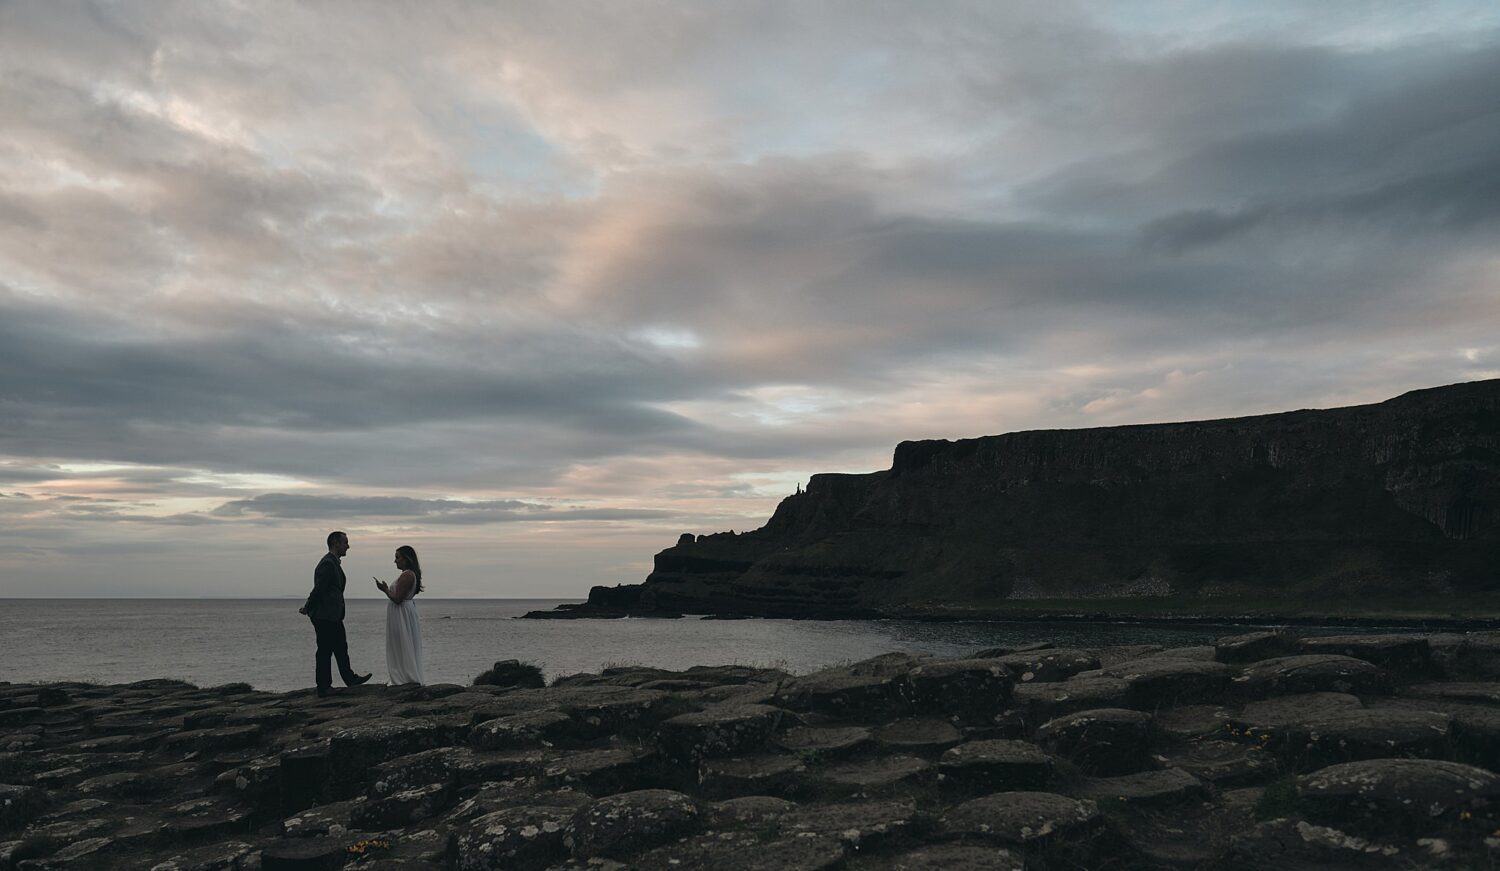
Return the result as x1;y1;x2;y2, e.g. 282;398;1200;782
1296;758;1500;833
1296;634;1432;674
1076;766;1206;807
852;844;1025;870
633;830;848;870
1214;630;1300;664
1154;739;1279;786
904;658;1013;723
776;724;872;758
469;710;573;751
780;798;918;848
657;703;787;761
1232;655;1391;698
6;631;1500;869
874;718;962;754
562;788;699;858
778;669;908;720
995;649;1100;683
1269;708;1452;769
1402;681;1500;705
939;739;1052;792
1012;675;1131;721
1231;692;1364;729
699;753;806;798
1113;787;1263;867
1226;818;1411;870
1104;656;1233;706
811;755;934;795
456;803;576;870
1154;704;1232;740
938;791;1100;844
707;795;797;826
1035;708;1151;775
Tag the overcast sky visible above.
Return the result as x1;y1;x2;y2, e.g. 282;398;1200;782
3;1;1498;598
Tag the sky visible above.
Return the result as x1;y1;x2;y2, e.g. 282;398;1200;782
2;1;1499;598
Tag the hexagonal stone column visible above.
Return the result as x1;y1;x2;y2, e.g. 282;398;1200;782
1104;656;1232;708
563;789;699;859
456;803;576;870
470;711;573;751
1077;767;1206;808
1035;708;1151;775
905;658;1013;724
938;791;1101;846
938;739;1052;792
1297;634;1432;677
996;650;1100;684
774;725;872;760
810;755;934;797
1296;759;1500;837
777;669;911;721
1013;675;1131;723
1231;655;1390;699
875;845;1026;870
656;704;786;763
1214;630;1299;664
1268;708;1451;770
699;754;807;799
874;718;963;755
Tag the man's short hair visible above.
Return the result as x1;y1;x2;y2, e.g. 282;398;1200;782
327;530;347;548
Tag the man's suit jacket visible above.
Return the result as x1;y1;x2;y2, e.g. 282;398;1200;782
304;553;347;622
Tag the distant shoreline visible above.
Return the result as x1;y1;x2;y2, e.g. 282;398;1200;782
544;612;1500;631
519;593;1500;629
0;596;585;601
892;611;1500;631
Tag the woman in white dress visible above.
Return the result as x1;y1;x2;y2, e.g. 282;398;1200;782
375;545;425;685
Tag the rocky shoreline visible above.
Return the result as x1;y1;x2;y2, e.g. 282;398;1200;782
9;631;1500;868
522;603;1500;630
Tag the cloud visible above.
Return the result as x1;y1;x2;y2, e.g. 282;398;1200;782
64;510;225;526
1142;154;1500;252
209;492;680;525
211;494;536;518
1;1;1498;595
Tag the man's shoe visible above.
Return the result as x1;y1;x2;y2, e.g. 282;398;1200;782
348;673;372;687
315;686;336;698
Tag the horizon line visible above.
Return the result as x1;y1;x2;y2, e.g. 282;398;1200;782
0;596;586;601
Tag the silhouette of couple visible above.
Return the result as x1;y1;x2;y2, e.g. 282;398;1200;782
299;531;425;696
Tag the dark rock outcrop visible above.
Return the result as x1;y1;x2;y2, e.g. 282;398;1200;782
535;380;1500;619
471;660;545;689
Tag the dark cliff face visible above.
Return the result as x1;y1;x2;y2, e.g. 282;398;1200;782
592;380;1500;617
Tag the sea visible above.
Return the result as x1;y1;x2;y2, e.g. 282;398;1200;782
2;598;1383;693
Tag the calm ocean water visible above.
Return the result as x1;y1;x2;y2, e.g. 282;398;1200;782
3;598;1351;692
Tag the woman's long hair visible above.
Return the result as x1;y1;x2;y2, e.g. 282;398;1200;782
397;545;424;595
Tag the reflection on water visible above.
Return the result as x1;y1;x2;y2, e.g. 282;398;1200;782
3;598;1403;692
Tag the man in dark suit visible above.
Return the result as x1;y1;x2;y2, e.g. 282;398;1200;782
299;530;371;697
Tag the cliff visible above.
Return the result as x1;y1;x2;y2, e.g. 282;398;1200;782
555;379;1500;618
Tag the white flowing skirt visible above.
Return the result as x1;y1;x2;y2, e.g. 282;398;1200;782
385;598;425;685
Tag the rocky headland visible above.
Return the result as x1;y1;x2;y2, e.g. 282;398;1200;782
532;379;1500;622
11;631;1500;868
